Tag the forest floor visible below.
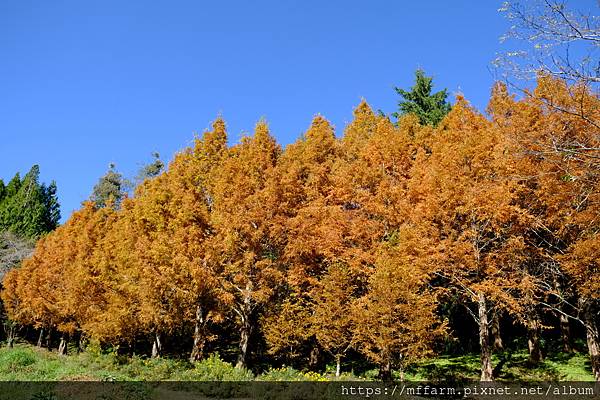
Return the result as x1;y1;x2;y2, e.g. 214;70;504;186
0;343;594;382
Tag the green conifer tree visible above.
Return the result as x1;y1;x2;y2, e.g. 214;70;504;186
90;163;128;209
392;69;451;127
0;166;60;239
135;152;165;185
0;180;5;203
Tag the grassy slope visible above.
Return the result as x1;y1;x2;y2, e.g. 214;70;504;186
0;344;594;381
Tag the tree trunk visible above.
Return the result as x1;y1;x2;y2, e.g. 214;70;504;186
6;324;16;348
582;299;600;382
309;344;320;370
378;359;392;383
335;354;341;377
554;276;573;353
58;334;67;356
236;318;252;369
491;309;503;351
235;286;254;369
151;333;162;358
527;317;543;364
560;313;573;353
478;292;493;381
37;328;44;348
44;327;52;349
78;333;87;353
189;304;206;363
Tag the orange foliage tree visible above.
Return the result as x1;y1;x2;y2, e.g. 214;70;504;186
2;77;599;382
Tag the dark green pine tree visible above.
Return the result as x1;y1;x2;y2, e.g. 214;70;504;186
0;166;61;238
43;181;61;232
90;163;128;209
4;173;21;200
0;180;5;204
393;69;451;127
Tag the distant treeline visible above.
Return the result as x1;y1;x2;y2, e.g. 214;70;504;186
1;77;599;382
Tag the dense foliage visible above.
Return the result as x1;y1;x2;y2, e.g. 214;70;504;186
1;78;599;382
0;165;60;239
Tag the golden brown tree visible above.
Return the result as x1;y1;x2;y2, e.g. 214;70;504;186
207;120;285;368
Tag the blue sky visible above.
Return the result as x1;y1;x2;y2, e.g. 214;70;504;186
2;1;513;221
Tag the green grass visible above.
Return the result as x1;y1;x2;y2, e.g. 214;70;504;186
0;343;595;382
405;350;596;382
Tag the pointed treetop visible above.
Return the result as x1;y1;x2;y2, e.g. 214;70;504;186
5;173;21;198
199;116;228;156
353;99;375;118
254;118;270;137
90;164;127;210
212;115;227;137
393;69;451;127
487;82;516;120
342;100;379;154
306;115;335;142
253;119;278;151
303;115;337;164
24;165;40;179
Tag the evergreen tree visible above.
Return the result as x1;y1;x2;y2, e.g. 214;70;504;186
0;166;60;239
0;180;5;204
135;152;165;186
392;69;451;127
42;181;61;232
90;163;128;209
4;173;21;199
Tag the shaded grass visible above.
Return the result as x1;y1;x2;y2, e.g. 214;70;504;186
405;350;595;382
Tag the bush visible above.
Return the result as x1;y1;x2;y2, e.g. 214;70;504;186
258;366;326;381
179;354;253;381
0;346;37;373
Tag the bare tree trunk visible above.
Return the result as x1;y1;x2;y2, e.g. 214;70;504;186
527;316;543;364
554;277;573;353
491;309;503;351
151;332;162;358
44;327;52;349
6;324;16;348
478;292;494;381
58;334;67;356
582;299;600;382
236;317;252;369
189;304;206;363
37;328;44;348
335;354;341;377
560;313;573;353
78;332;87;353
235;286;254;369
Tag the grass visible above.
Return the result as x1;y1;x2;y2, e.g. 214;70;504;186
405;350;595;382
0;343;595;382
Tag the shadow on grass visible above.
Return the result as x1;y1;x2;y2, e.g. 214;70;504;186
406;350;591;383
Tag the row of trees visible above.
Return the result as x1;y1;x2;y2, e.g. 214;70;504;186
1;76;599;381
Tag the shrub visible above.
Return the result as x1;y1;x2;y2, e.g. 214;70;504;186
0;346;37;373
258;366;326;381
179;354;253;381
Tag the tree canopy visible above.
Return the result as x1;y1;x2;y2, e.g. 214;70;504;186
1;77;600;381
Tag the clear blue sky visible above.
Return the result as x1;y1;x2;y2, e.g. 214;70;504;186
1;1;510;221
